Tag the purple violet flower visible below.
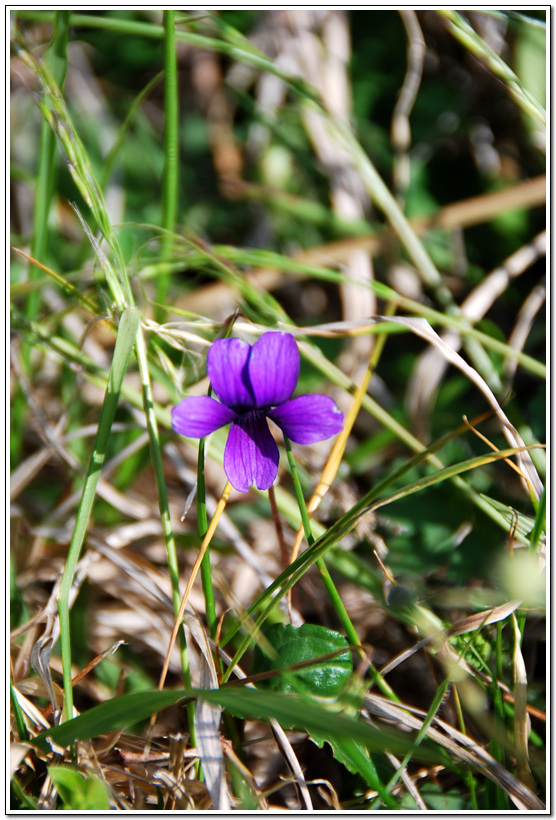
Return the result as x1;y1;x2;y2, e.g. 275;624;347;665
172;331;344;493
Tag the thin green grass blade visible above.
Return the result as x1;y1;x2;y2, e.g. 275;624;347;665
13;12;70;468
13;249;99;314
529;486;546;549
26;10;70;323
159;11;179;314
10;681;29;742
369;678;450;809
57;307;140;722
100;71;164;191
439;10;546;125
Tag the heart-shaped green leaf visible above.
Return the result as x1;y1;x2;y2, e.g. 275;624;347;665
250;622;353;697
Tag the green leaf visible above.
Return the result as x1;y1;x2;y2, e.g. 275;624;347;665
48;767;111;810
419;784;468;811
250;623;353;696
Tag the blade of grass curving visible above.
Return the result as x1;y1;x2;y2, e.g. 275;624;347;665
529;486;546;549
295;334;542;525
369;677;450;810
158;11;179;315
100;70;164;191
318;446;542;556
438;10;546;125
13;248;99;314
374;314;543;499
57;307;140;722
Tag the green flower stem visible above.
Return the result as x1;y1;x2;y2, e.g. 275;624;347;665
57;308;140;721
198;435;218;641
159;11;180;315
134;330;195;744
282;436;356;644
282;436;398;701
268;485;289;569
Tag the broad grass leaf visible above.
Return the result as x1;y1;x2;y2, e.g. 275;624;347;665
194;687;443;765
31;690;188;754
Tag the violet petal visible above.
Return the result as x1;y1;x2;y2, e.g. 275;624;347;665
207;338;254;411
224;415;279;492
248;332;300;408
171;396;236;439
268;394;343;444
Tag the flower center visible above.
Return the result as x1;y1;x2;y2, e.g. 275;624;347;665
236;408;267;423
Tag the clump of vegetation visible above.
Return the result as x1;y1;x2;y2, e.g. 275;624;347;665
10;10;545;811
